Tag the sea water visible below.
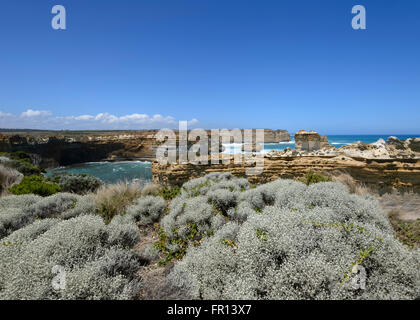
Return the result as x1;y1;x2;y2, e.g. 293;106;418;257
47;161;152;184
224;134;420;154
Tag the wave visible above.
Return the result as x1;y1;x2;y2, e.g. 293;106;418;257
264;141;295;145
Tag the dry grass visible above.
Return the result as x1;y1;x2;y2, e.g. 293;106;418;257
0;164;23;195
93;181;143;223
331;171;369;195
141;183;161;196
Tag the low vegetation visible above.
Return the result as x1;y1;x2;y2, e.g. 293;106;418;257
298;170;332;185
168;175;419;300
93;181;143;224
49;173;103;195
0;165;22;195
388;212;420;249
0;157;418;300
9;176;61;197
0;152;43;176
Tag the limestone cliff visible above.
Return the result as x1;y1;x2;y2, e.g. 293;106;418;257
263;129;290;143
0;131;160;168
153;137;420;192
0;128;290;168
153;154;420;192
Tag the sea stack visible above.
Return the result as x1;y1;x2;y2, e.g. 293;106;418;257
295;130;329;151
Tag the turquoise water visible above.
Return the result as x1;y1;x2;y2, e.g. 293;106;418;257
47;161;152;184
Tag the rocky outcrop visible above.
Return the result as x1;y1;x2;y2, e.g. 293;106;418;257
153;136;420;192
295;130;329;151
152;154;420;193
320;135;329;149
408;138;420;152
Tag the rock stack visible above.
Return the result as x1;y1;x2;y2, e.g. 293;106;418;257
294;130;329;151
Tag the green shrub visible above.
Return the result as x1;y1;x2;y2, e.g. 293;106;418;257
157;186;181;200
300;170;332;185
0;152;45;176
8;151;33;163
9;176;61;197
14;161;43;176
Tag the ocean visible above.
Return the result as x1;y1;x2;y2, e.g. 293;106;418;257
47;135;419;183
47;161;153;184
223;134;420;154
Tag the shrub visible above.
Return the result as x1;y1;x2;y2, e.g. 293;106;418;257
0;193;96;239
169;210;419;300
0;165;23;195
8;151;32;163
0;208;35;240
157;186;181;200
0;154;43;176
125;196;167;225
0;215;142;299
93;181;143;224
300;170;332;185
60;195;97;220
25;193;81;219
9;176;61;197
168;177;420;300
155;173;251;265
0;194;41;211
52;173;103;195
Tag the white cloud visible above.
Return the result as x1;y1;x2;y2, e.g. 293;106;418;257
21;109;52;117
0;109;199;130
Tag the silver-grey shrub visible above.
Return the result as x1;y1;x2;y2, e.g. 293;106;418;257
0;194;41;211
168;180;420;300
0;193;97;239
125;195;166;225
55;173;103;195
25;192;81;219
0;215;141;299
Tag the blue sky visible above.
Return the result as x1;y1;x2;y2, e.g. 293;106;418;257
0;0;419;134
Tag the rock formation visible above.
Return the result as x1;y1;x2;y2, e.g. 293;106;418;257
0;131;161;168
0;128;290;168
153;136;420;192
152;153;420;192
294;130;329;151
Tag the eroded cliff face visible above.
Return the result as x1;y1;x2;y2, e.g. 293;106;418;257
263;129;290;143
0;129;290;168
0;131;160;168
